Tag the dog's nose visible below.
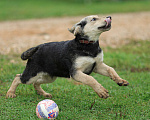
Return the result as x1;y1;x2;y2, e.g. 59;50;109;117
106;16;112;20
105;16;111;27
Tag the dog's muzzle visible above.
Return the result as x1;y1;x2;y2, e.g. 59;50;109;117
98;16;111;29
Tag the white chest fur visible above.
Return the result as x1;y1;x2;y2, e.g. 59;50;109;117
75;51;103;72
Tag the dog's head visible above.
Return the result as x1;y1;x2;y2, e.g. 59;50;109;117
69;15;111;41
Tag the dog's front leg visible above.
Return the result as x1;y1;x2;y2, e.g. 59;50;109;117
94;62;129;86
71;70;109;99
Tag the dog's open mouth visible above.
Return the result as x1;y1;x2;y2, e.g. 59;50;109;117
98;17;111;29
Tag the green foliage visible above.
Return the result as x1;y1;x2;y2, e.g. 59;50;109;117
0;40;150;119
0;0;150;21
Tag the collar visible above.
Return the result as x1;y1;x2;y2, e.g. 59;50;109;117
79;40;95;44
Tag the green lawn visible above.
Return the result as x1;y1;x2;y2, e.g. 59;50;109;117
0;0;150;21
0;0;150;119
0;40;150;119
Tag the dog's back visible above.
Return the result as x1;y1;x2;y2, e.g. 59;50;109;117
20;41;73;83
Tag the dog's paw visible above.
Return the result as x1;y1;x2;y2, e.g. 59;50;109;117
37;91;52;98
94;84;109;99
6;92;16;98
43;93;52;98
117;79;129;86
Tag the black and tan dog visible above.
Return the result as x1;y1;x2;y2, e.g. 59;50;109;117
6;15;129;99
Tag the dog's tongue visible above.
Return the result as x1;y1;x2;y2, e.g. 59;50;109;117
105;18;111;27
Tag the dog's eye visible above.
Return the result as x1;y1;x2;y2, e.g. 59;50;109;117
91;18;96;21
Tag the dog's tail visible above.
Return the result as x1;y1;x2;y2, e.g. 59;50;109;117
21;46;39;60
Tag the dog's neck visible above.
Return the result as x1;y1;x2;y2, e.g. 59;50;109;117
75;34;98;44
73;35;101;57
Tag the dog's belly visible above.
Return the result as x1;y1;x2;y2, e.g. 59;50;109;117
26;72;56;84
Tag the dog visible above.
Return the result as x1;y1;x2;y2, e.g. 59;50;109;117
6;15;129;99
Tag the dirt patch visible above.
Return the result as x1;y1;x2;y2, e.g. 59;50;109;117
130;67;150;72
0;12;150;54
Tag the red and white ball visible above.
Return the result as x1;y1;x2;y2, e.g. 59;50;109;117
36;99;59;119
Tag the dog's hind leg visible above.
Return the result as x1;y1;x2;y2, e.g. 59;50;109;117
33;83;52;98
32;73;56;98
6;74;22;98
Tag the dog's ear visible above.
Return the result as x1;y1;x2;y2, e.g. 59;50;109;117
68;20;87;36
68;23;82;36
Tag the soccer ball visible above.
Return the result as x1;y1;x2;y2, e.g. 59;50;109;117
36;99;59;119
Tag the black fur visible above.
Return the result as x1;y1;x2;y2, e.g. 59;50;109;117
84;62;96;75
21;46;40;60
78;21;87;28
20;37;102;84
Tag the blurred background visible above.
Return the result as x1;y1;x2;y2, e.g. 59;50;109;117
0;0;150;21
0;0;150;54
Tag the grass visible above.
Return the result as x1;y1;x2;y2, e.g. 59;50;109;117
1;1;149;119
103;40;150;71
0;40;150;119
0;0;150;21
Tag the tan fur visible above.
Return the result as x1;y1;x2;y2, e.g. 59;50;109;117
83;16;107;41
73;50;128;98
94;62;129;85
26;72;56;84
75;52;103;71
72;70;109;99
6;74;21;98
69;15;110;41
33;83;52;98
6;72;56;98
32;73;56;98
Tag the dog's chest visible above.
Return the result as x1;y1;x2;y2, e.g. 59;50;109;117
74;51;103;73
